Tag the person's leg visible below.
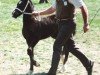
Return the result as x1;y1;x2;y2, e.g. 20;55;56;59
66;38;94;75
48;20;76;75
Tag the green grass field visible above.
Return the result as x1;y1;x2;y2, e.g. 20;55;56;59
0;0;100;75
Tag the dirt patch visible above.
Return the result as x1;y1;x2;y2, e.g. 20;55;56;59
0;37;100;75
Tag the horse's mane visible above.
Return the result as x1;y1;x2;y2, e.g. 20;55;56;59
33;14;56;26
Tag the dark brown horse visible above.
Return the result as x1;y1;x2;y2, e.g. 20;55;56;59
12;0;68;74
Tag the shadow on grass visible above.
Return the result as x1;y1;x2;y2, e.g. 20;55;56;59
34;72;47;75
9;72;47;75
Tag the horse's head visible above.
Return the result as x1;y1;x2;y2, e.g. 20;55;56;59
12;0;34;18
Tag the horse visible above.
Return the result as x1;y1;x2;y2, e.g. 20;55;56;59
12;0;68;74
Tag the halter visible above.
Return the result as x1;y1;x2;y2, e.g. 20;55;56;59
15;0;32;15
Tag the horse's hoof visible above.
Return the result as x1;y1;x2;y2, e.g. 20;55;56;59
58;65;66;73
35;62;40;67
26;70;33;75
33;61;40;67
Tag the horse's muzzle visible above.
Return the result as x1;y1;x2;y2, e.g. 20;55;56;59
12;10;17;18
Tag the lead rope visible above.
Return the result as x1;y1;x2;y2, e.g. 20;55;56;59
83;7;100;35
80;7;100;51
89;7;100;25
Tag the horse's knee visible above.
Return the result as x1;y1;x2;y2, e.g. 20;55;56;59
27;47;33;56
27;48;40;67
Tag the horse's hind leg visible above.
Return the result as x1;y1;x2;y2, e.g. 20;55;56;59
26;40;40;75
62;48;69;66
59;45;69;73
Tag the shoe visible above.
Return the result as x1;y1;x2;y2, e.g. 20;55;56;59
87;60;94;75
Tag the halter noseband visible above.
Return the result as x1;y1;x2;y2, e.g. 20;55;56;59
15;0;32;15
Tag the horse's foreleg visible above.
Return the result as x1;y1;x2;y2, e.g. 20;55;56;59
27;47;40;75
27;47;40;69
27;47;34;71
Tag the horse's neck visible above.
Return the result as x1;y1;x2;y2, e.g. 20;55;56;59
22;2;36;27
23;15;36;27
23;5;33;20
23;15;31;19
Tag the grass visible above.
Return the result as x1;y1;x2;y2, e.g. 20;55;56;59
0;0;100;75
